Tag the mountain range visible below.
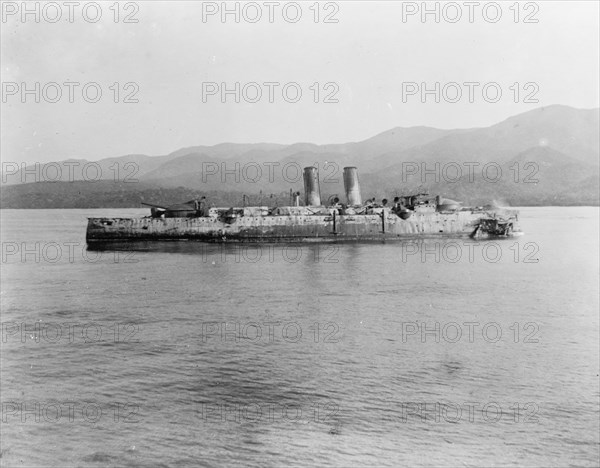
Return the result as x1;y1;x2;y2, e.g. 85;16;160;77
2;105;598;208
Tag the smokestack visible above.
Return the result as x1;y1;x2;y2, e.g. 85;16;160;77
303;166;321;206
343;167;362;205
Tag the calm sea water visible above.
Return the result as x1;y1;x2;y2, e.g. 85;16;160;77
1;207;598;468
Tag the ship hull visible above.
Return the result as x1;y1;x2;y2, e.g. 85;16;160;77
86;210;520;243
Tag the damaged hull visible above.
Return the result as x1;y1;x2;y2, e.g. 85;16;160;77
86;209;520;243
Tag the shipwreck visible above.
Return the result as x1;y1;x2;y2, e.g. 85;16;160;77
86;166;521;243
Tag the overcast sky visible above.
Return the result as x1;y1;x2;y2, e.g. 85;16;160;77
1;0;599;164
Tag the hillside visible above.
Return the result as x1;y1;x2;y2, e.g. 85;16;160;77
1;105;598;208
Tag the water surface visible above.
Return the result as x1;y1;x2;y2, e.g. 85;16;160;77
1;207;598;467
